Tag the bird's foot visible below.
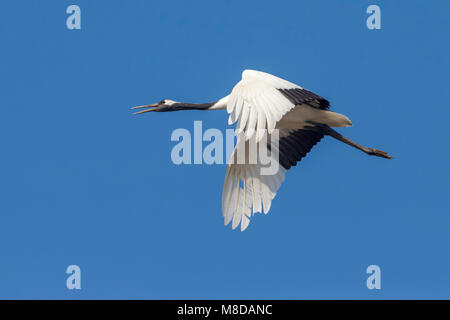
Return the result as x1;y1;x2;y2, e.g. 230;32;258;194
365;148;392;159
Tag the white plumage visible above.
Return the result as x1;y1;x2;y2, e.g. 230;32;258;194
222;135;287;231
222;70;350;231
227;70;299;142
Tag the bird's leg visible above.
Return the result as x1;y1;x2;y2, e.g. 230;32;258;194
307;122;392;159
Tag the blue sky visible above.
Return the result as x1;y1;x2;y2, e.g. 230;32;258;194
0;0;449;299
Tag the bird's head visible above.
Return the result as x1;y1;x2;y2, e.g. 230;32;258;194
132;99;179;114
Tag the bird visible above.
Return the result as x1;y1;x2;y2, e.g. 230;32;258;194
132;69;391;231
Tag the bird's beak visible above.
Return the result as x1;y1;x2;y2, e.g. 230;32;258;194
131;103;160;115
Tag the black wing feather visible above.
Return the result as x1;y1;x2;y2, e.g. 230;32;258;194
269;128;324;170
278;88;330;110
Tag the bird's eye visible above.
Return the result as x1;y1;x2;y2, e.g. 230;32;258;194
159;100;166;104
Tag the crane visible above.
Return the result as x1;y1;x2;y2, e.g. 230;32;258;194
132;70;392;231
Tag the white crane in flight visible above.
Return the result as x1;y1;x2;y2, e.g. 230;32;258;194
133;70;391;231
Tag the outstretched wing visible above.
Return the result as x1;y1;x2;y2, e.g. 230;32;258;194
222;128;324;231
226;70;330;142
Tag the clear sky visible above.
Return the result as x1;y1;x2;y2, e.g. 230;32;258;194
1;0;449;299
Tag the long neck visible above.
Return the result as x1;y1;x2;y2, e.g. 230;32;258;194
171;95;229;111
171;102;215;111
208;95;229;110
